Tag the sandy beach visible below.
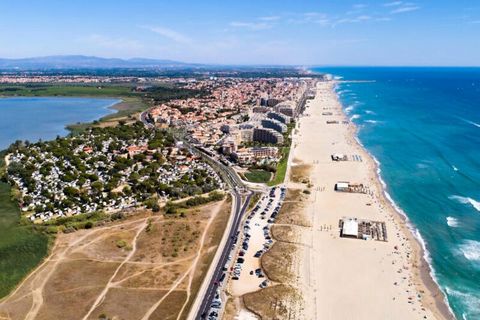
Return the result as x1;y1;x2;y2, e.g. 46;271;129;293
289;80;453;320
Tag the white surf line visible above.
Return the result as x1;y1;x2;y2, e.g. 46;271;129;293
81;218;148;320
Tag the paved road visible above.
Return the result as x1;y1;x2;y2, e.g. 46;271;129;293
196;190;253;320
140;110;253;319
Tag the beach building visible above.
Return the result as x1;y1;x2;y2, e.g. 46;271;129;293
334;181;350;191
261;118;287;133
340;217;359;238
335;181;367;193
331;153;348;161
253;127;284;144
339;217;387;241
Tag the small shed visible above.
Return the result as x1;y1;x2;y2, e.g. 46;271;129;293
335;182;350;191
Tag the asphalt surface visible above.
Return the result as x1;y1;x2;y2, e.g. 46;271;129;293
197;190;252;320
140;108;253;319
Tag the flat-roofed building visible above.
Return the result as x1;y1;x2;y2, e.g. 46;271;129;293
253;127;284;144
261;118;287;133
267;111;291;125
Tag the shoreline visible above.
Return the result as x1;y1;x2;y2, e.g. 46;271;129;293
338;83;454;320
292;80;454;319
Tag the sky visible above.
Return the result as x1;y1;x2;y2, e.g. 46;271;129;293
0;0;479;66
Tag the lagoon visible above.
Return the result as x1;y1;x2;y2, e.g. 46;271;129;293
0;97;119;150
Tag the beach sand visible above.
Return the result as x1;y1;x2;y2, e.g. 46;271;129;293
289;81;453;320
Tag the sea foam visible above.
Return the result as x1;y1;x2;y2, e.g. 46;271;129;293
459;240;480;262
449;195;480;212
445;286;480;319
446;216;459;227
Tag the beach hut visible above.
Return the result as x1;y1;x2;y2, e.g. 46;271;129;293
335;182;350;191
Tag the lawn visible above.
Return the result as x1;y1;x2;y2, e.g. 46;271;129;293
244;170;272;183
267;147;290;186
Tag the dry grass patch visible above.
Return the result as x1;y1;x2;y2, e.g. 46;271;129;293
36;286;104;320
261;242;297;283
132;220;203;264
45;260;120;293
276;200;310;228
149;290;188;320
243;284;302;320
271;224;300;244
92;287;167;320
290;162;312;184
117;263;191;290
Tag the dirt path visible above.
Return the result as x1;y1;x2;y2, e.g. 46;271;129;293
81;218;148;320
140;200;224;320
175;200;223;320
24;229;102;320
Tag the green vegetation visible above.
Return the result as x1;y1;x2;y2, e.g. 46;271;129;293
247;192;262;211
0;84;136;97
0;179;49;298
43;210;112;232
165;191;225;214
244;170;272;183
267;146;290;186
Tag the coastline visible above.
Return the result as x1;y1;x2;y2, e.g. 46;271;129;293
348;120;454;320
336;78;455;319
292;80;453;319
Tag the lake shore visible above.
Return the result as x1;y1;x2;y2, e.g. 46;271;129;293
291;80;453;320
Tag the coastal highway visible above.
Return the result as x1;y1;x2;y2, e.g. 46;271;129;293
140;112;253;319
196;191;252;319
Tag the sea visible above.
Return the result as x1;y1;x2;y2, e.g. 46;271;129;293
313;67;480;320
0;97;119;150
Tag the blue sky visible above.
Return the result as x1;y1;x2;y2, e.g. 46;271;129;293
1;0;479;66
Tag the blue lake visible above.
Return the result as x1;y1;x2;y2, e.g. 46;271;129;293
0;97;119;149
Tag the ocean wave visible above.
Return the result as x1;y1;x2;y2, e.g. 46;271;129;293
416;163;429;169
446;216;459;227
345;106;354;114
449;195;480;212
445;286;480;319
368;152;454;316
459;240;480;262
350;114;360;121
365;110;376;115
459;117;480;128
364;119;379;124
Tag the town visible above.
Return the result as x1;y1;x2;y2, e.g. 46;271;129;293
6;122;222;222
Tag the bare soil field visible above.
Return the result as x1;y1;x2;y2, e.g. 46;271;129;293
0;198;231;320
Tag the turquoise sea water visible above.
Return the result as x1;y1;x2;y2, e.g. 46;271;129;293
313;67;480;320
0;97;119;149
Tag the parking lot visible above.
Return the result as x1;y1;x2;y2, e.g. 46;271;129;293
229;186;286;296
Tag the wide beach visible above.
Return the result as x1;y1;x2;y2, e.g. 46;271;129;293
290;80;453;319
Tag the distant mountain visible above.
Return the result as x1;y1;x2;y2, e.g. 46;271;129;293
0;55;197;70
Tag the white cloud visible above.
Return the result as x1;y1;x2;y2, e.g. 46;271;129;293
391;5;420;14
230;21;272;30
384;1;403;6
143;26;191;44
259;16;280;21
